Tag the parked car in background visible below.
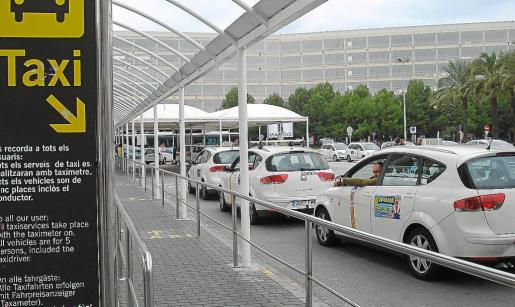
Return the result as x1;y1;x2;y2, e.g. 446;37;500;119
127;149;142;160
314;145;515;280
319;138;335;145
467;139;515;150
160;147;175;164
346;142;380;162
144;148;165;164
219;147;334;224
187;148;240;199
320;143;348;161
176;145;205;162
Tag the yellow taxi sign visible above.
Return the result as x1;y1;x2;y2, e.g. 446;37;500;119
0;0;84;38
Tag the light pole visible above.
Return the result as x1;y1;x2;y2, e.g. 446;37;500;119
396;58;409;140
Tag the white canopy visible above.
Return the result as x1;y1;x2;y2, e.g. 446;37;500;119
207;104;307;128
137;103;307;131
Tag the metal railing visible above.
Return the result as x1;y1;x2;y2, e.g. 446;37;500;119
114;191;154;307
117;156;515;307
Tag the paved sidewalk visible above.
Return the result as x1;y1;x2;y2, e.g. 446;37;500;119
115;172;305;307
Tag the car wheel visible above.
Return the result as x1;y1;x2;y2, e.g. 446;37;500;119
187;178;195;194
249;203;260;225
219;191;230;212
200;182;209;200
315;208;337;246
333;155;338;162
347;155;352;162
405;228;443;280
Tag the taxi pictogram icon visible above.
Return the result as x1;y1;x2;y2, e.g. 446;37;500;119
0;0;83;38
11;0;70;23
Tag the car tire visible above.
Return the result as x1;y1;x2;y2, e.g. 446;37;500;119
187;178;195;194
404;228;443;280
315;207;337;246
200;182;209;200
333;155;338;162
347;155;352;162
219;191;230;212
249;203;260;225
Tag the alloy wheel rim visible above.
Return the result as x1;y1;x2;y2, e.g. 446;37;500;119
317;212;329;241
409;234;432;274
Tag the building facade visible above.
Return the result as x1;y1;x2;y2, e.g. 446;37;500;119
115;21;515;112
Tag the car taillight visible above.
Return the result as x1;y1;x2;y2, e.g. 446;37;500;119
317;171;335;182
260;174;288;184
453;193;505;211
209;165;225;172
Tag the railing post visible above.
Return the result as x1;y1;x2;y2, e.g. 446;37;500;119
126;226;133;307
305;220;313;307
175;175;179;218
143;251;154;307
161;171;165;207
132;161;135;181
196;183;201;238
144;165;147;192
232;194;238;268
151;168;155;199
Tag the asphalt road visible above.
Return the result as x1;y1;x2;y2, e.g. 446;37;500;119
153;160;515;307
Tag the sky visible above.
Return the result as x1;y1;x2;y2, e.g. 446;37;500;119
112;0;515;34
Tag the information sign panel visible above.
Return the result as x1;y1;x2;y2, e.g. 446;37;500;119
0;0;99;305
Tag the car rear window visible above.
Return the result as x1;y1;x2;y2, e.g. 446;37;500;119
266;152;329;172
213;150;239;164
462;155;515;189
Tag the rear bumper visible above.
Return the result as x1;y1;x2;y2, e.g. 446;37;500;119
466;235;515;245
254;197;317;212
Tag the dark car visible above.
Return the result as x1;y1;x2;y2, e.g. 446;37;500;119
11;0;70;23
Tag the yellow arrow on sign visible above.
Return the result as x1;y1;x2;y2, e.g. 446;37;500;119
46;94;86;133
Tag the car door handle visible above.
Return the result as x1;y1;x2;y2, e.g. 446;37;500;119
404;193;415;199
238;174;241;185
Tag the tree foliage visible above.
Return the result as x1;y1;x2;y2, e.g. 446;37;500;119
220;86;255;110
263;93;286;108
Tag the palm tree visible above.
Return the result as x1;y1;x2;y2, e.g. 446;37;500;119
432;59;473;141
470;52;504;139
498;52;515;144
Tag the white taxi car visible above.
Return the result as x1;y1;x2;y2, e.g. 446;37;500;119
187;148;240;199
219;147;335;224
320;143;348;161
346;142;379;162
314;145;515;280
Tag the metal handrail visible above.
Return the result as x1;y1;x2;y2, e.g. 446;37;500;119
118;156;515;306
114;191;154;307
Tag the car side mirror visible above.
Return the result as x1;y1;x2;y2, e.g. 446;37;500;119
223;165;232;172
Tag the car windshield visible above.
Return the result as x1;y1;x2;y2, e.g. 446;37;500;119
334;144;347;150
213;150;239;164
464;155;515;189
362;143;379;150
267;152;329;172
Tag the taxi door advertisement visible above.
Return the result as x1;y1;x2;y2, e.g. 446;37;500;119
0;0;100;306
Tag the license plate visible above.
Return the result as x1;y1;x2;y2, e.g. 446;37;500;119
291;199;315;208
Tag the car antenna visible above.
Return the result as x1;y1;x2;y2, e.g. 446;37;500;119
486;138;494;150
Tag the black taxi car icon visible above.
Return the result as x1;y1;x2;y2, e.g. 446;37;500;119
11;0;70;23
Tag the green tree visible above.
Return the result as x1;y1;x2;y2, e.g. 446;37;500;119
302;82;335;138
406;80;434;136
287;87;310;115
432;59;473;141
470;52;504;138
499;51;515;144
220;86;255;110
263;93;286;108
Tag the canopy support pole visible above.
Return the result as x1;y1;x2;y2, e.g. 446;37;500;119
219;120;222;147
306;118;310;148
179;87;187;219
238;48;251;267
131;120;136;180
153;105;160;199
202;124;206;146
139;114;145;188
